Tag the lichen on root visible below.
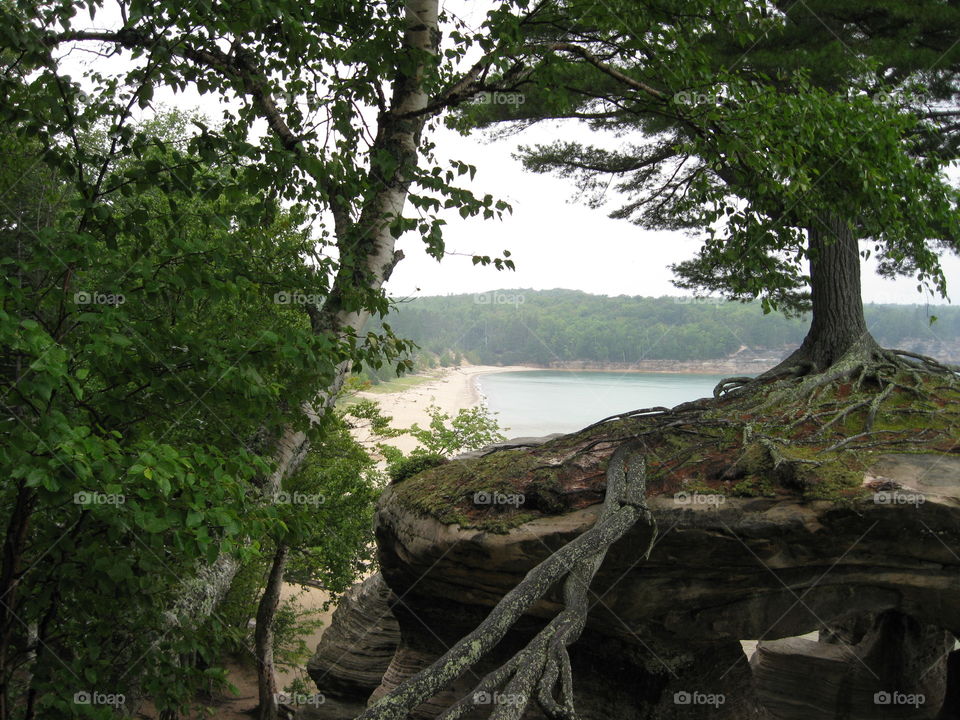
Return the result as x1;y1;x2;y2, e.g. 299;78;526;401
357;444;656;720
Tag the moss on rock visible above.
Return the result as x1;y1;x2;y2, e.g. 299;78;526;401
387;366;960;532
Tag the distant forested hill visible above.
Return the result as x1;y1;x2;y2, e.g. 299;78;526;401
378;289;960;365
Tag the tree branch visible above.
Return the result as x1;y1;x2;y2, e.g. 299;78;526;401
48;29;302;150
547;42;666;101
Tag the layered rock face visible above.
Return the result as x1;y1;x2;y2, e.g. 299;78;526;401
300;574;400;720
307;441;960;719
752;611;953;719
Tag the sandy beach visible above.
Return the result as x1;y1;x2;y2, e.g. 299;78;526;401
270;365;537;694
348;364;537;454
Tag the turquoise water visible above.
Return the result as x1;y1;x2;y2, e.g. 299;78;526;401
477;370;731;438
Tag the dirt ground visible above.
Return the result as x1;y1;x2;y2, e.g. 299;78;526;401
136;583;334;719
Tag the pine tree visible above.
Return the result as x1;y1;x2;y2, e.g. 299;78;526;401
469;0;960;374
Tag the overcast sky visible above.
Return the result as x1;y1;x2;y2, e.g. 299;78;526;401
387;1;960;306
388;120;960;306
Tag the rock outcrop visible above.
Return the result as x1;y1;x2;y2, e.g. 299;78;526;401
751;610;953;719
299;574;400;720
305;404;960;719
372;446;960;718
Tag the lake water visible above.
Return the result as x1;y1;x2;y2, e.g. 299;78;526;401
477;370;731;438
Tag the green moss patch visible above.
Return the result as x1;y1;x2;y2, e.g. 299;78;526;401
389;366;960;532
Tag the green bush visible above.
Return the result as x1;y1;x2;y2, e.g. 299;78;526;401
388;452;448;483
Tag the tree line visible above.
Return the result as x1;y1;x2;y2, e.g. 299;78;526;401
379;290;960;366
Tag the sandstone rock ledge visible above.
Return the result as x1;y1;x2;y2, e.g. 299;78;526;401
308;439;960;719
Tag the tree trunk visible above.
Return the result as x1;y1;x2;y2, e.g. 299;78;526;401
250;1;439;715
169;0;439;633
255;544;289;720
769;214;879;375
0;483;35;720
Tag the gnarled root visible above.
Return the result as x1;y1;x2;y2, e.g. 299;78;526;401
357;444;656;720
713;376;755;398
711;342;959;455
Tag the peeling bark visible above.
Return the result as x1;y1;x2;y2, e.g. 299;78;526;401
158;0;438;629
249;2;440;712
256;544;289;720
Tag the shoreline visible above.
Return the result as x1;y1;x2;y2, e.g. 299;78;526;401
521;359;781;375
350;364;539;454
346;358;775;455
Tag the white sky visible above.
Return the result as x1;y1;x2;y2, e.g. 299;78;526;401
390;121;960;305
387;0;960;305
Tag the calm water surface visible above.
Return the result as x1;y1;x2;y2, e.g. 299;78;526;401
477;370;731;438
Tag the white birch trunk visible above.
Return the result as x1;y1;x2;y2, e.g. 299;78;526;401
157;0;439;642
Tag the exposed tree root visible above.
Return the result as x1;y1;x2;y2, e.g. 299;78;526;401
699;344;960;470
713;376;756;398
356;444;656;720
715;344;955;409
891;349;960;374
